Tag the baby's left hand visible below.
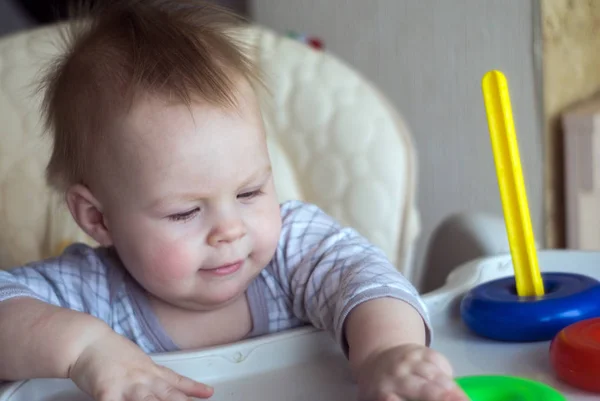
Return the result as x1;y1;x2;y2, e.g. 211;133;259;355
355;343;469;401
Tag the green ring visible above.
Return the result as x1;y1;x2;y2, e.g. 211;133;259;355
455;375;566;401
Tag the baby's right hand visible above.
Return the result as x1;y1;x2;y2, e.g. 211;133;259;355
69;330;213;401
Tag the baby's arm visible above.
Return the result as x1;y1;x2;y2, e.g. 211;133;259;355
0;244;213;401
0;298;212;400
344;297;428;371
0;297;112;381
344;298;467;401
275;201;431;352
0;244;115;380
275;201;467;401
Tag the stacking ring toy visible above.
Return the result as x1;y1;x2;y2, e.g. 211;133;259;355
461;272;600;341
455;375;565;401
460;71;600;342
550;317;600;393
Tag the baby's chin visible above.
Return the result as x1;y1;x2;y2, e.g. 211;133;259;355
155;292;242;312
164;277;254;311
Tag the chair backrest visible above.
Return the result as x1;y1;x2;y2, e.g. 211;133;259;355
0;23;421;279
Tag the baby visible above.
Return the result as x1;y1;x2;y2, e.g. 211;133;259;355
0;1;467;401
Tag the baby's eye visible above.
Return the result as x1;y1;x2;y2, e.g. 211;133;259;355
168;207;200;222
238;189;264;200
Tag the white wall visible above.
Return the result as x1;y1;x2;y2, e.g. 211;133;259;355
250;0;544;287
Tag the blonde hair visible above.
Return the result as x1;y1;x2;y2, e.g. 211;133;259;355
39;0;260;192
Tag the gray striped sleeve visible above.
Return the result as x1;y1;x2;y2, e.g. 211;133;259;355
0;244;166;354
267;200;431;353
0;244;115;325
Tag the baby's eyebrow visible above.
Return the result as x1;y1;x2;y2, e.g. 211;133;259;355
239;165;272;188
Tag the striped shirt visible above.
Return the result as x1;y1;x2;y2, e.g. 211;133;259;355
0;200;431;354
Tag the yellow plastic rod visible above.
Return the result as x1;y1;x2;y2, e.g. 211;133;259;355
482;70;545;297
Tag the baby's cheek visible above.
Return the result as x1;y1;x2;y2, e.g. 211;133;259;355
147;240;198;281
251;201;282;262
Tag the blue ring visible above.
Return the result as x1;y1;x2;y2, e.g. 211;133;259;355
460;273;600;342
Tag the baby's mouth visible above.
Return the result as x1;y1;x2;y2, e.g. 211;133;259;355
202;259;244;276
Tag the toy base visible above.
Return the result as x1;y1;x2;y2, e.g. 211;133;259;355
550;318;600;393
460;272;600;342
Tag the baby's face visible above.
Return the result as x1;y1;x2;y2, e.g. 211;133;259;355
94;84;281;310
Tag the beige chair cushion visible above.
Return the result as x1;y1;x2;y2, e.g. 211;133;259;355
0;24;420;279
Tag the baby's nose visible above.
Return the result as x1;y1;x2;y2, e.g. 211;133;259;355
207;219;246;246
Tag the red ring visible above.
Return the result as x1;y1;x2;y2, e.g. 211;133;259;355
550;317;600;393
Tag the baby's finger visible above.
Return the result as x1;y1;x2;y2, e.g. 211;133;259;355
412;365;470;401
377;393;404;401
393;375;448;401
413;362;457;391
423;350;454;377
152;382;193;401
125;385;160;401
442;387;471;401
158;365;214;398
412;361;441;382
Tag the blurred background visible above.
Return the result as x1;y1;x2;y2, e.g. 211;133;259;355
0;0;548;289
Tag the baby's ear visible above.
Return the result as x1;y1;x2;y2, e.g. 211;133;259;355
65;184;113;246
